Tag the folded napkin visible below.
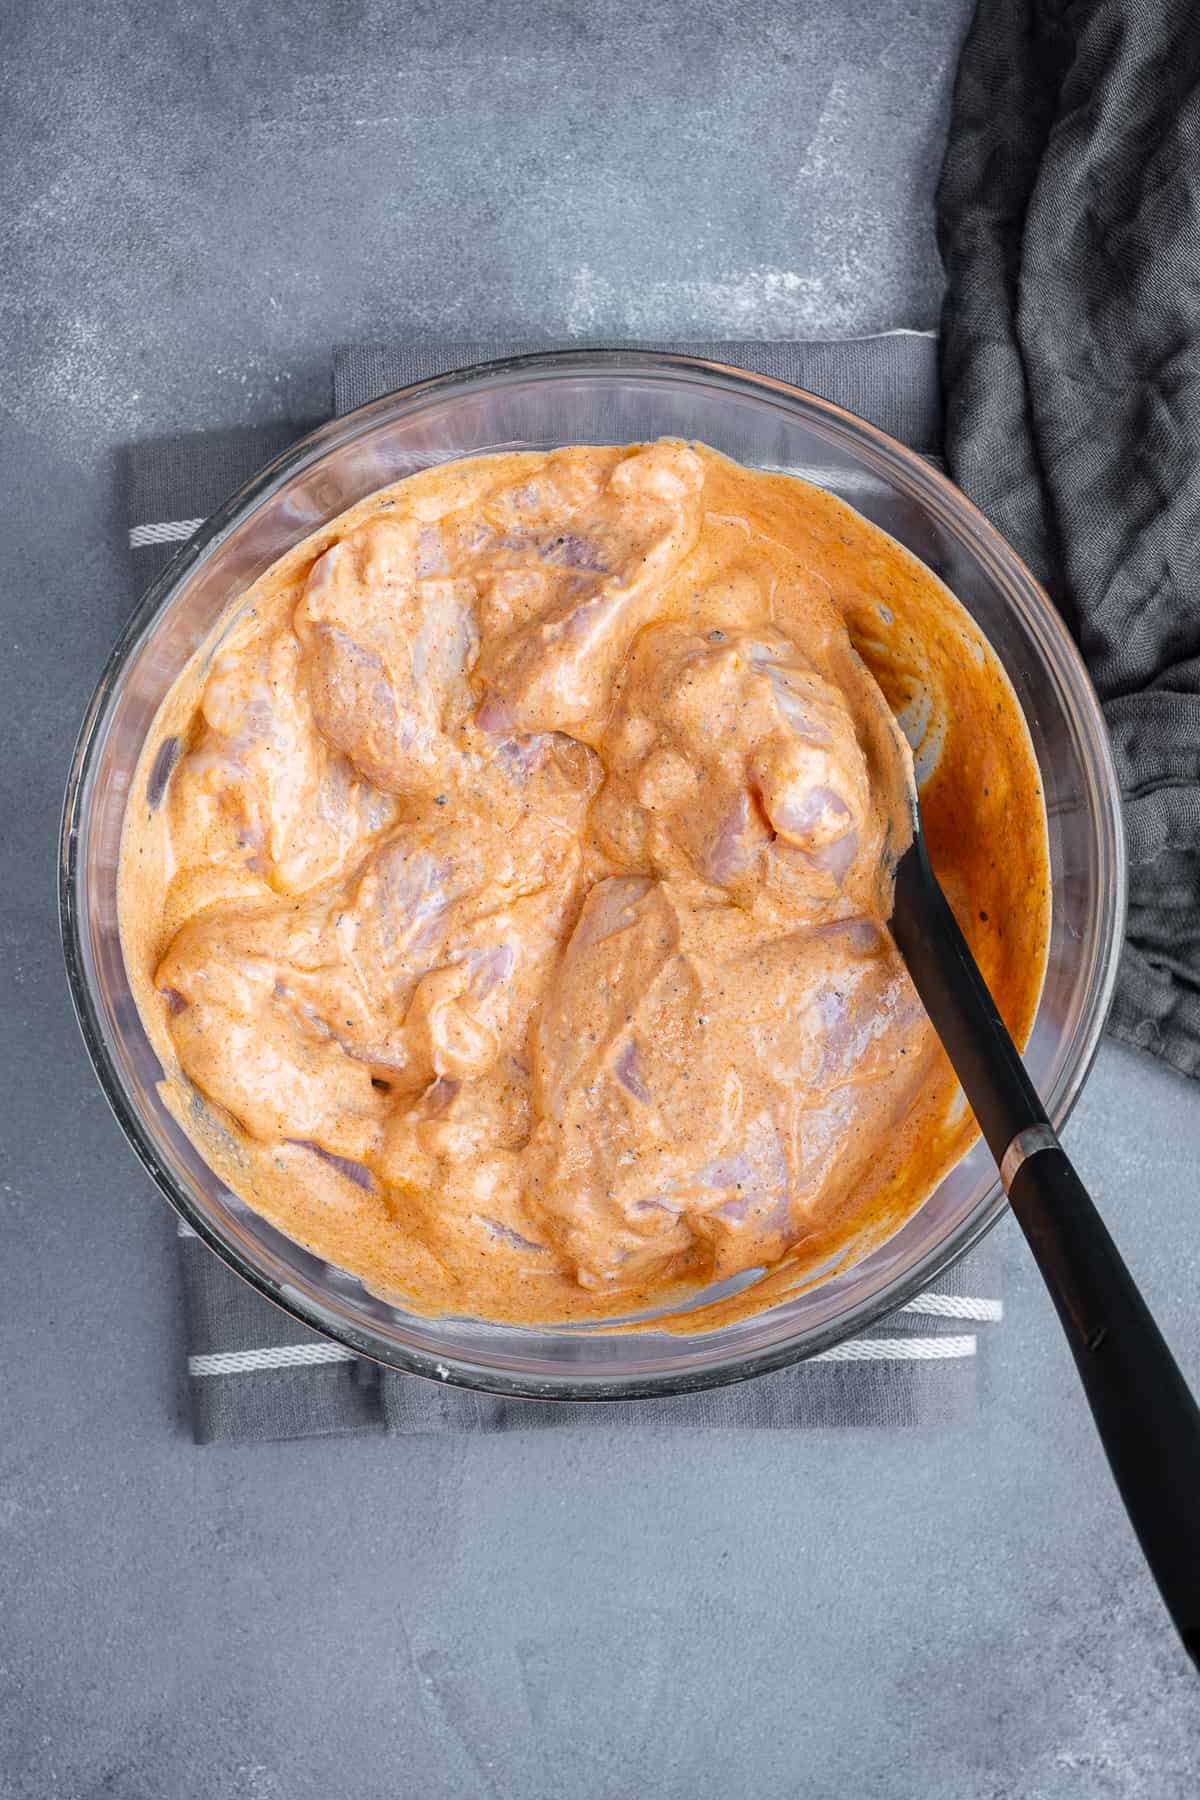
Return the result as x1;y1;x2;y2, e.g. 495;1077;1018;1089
127;332;1005;1444
938;0;1200;1080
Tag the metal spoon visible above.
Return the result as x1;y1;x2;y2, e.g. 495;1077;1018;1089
878;699;1200;1671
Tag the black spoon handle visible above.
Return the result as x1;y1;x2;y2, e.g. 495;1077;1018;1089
891;831;1200;1671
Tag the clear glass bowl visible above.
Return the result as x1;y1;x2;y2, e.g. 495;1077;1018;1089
60;351;1126;1399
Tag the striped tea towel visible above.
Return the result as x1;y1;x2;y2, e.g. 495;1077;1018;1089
126;332;1004;1444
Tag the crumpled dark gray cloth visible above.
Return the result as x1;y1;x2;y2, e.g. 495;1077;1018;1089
938;0;1200;1078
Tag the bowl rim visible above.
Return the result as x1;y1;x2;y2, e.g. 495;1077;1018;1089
59;346;1128;1401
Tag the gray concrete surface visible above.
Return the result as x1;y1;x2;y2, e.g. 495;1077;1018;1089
2;3;1199;1796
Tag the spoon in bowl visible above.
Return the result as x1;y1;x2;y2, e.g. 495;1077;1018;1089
873;687;1200;1672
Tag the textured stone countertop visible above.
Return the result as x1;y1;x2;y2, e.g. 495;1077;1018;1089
2;4;1198;1794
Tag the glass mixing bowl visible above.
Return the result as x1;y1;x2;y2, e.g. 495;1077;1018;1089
60;350;1126;1399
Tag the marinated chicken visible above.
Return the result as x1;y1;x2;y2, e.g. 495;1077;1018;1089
119;441;1049;1327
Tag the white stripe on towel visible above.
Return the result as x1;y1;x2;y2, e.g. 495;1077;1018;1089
176;1219;199;1239
839;327;939;342
812;1334;976;1363
189;1343;358;1376
129;517;206;548
188;1333;976;1377
902;1292;1003;1322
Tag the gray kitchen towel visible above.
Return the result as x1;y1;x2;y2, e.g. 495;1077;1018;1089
938;0;1200;1081
127;332;1004;1444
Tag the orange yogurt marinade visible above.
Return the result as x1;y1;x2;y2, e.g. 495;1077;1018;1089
119;442;1049;1329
